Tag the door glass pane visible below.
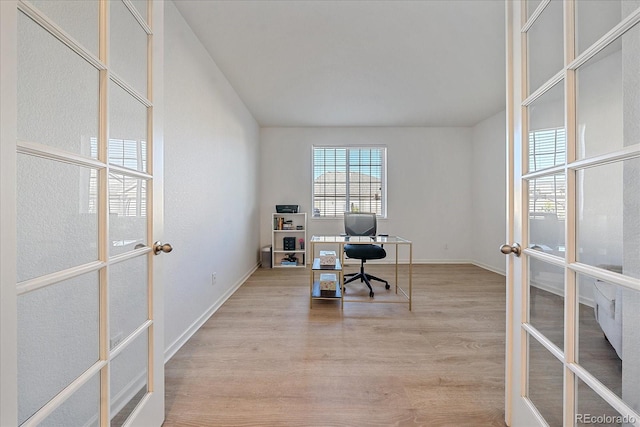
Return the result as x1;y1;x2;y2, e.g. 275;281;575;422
529;261;564;350
579;274;640;416
41;374;100;427
109;174;147;256
17;12;99;157
577;274;623;398
130;0;148;23
109;138;147;172
528;81;565;173
528;335;564;426
527;0;564;94
575;1;637;56
17;154;98;282
109;81;148;172
576;377;637;426
527;0;543;20
110;256;148;349
576;158;640;279
576;23;640;160
29;0;99;56
17;272;100;425
528;174;566;254
110;329;149;426
110;0;147;96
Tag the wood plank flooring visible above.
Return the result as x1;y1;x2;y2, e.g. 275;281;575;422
164;264;508;426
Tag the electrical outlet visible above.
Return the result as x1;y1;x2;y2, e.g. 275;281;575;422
212;272;217;286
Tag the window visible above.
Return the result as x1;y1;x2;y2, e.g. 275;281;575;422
529;127;566;172
528;128;566;219
87;137;147;217
312;147;386;217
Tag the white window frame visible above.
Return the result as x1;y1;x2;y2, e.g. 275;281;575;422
311;146;387;218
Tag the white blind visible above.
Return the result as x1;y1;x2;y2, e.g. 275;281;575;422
529;128;566;172
87;137;147;217
313;147;385;217
528;128;566;219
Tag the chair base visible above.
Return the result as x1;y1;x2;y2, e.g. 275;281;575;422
343;263;389;298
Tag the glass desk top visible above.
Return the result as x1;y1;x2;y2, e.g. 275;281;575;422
310;235;411;244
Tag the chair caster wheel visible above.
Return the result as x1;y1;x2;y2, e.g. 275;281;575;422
369;291;374;298
385;283;390;290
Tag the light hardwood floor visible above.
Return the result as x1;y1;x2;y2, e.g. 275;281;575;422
164;264;508;426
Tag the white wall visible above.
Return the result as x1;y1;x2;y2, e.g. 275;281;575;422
471;110;507;274
163;1;261;359
259;127;476;264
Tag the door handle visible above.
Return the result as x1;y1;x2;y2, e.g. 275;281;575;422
500;243;521;257
153;241;173;255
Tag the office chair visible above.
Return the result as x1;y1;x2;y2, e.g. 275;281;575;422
343;212;389;298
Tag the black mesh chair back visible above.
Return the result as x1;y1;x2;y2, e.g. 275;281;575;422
343;212;388;297
344;212;377;236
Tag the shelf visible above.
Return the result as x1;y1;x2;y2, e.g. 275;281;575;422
311;281;342;299
309;240;344;309
271;212;307;270
312;258;342;271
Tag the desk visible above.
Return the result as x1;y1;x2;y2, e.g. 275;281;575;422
309;235;413;310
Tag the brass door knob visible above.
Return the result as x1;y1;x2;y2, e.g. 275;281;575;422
153;241;173;255
500;243;521;257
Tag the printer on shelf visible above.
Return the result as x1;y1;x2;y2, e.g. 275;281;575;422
276;204;299;213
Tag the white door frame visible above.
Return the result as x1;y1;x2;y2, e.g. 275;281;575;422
128;0;165;424
0;1;165;425
506;1;640;426
0;1;19;425
140;0;165;423
504;1;516;425
505;0;534;424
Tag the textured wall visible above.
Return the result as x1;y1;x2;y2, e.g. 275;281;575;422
163;1;261;357
259;126;477;264
471;110;507;274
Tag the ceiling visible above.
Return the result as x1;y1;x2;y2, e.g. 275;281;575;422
172;0;506;128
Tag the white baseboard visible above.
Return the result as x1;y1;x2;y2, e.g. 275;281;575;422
471;261;506;276
532;280;595;308
164;262;260;363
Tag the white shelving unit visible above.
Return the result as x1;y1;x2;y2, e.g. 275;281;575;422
310;256;342;308
271;212;307;268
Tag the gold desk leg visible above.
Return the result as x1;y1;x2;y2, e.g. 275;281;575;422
409;242;413;311
309;241;314;309
395;244;399;294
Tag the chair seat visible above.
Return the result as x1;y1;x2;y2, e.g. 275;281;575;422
344;244;386;260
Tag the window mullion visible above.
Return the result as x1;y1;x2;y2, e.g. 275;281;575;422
345;148;350;213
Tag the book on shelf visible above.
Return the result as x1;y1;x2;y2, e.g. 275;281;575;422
274;216;297;230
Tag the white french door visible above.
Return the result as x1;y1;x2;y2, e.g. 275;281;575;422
506;1;640;426
0;1;165;425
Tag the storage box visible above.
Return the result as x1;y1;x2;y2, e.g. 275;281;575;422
319;250;336;267
319;273;337;291
283;236;296;250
